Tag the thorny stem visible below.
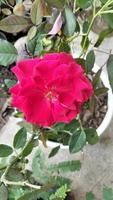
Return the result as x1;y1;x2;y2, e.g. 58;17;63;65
0;133;40;190
79;16;96;57
79;0;113;57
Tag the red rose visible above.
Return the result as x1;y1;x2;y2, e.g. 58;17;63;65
10;52;93;127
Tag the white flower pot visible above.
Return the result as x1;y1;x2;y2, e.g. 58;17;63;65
93;65;113;136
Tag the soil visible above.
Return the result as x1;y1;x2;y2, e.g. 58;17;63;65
0;101;13;129
80;94;108;129
0;66;15;129
0;100;6;129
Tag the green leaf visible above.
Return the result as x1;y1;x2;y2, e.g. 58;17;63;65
85;128;99;145
0;39;17;66
22;141;34;157
100;0;108;3
64;119;80;133
28;33;44;57
53;119;80;145
0;15;32;33
7;168;24;182
48;160;81;173
13;128;27;149
32;149;48;182
81;36;90;52
8;187;28;200
49;146;60;158
63;6;76;37
94;87;108;96
85;50;95;73
95;28;113;47
103;14;113;29
59;41;70;53
83;21;89;33
52;176;71;187
75;20;80;33
54;119;79;133
17;188;49;200
27;26;37;41
49;184;69;200
27;23;45;55
0;184;8;200
53;123;65;132
4;79;16;88
76;58;86;70
77;0;93;9
86;191;95;200
0;157;8;170
103;186;113;200
0;144;13;157
17;120;32;132
69;131;86;153
93;69;102;88
44;0;66;8
107;54;113;92
31;0;43;25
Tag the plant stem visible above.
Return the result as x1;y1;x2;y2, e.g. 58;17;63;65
78;115;84;132
66;34;79;42
73;0;76;13
80;16;96;57
63;130;72;136
0;133;36;188
93;0;97;17
2;179;41;190
99;10;113;14
98;0;113;14
79;0;113;57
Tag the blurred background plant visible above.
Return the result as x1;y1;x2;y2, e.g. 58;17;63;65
0;127;81;200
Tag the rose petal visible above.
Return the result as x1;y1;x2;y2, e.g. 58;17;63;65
48;12;63;35
12;58;40;80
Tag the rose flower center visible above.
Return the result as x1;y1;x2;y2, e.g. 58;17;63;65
46;91;54;100
45;87;58;102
